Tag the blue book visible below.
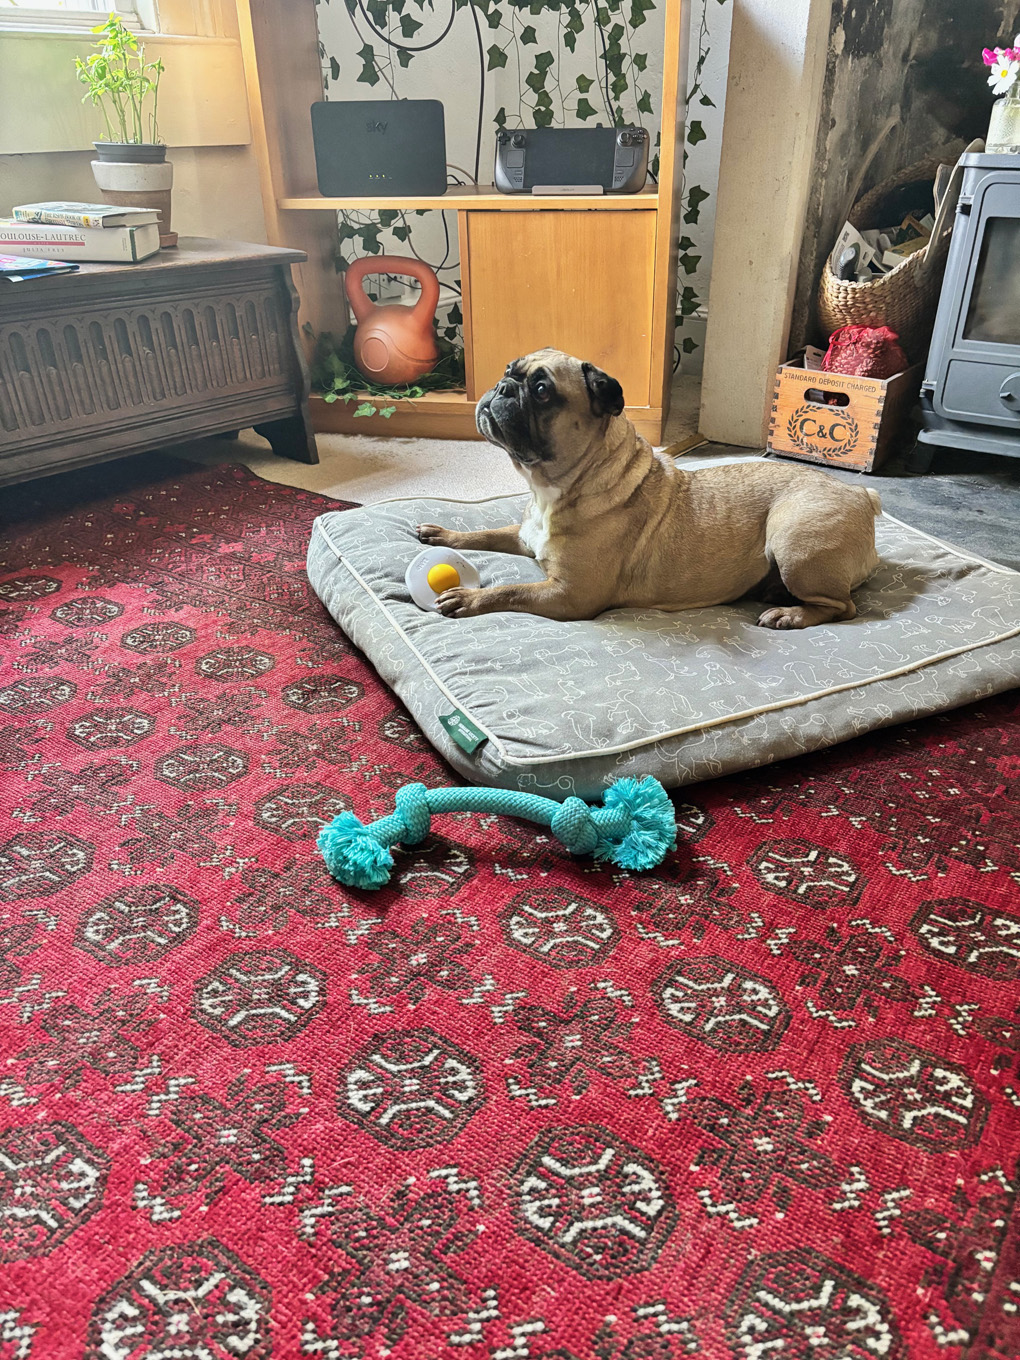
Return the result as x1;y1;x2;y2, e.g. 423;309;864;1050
0;253;80;282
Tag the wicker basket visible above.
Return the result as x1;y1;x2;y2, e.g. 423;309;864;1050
817;145;965;361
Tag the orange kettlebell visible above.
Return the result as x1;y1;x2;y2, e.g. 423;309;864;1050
345;255;441;385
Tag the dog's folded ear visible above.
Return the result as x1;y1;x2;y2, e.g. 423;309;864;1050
582;361;625;418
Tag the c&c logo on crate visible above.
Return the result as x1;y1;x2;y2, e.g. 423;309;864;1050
786;406;860;460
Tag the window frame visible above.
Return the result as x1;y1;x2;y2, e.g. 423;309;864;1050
0;2;157;35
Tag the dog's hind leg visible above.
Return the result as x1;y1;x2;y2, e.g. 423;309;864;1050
759;492;877;630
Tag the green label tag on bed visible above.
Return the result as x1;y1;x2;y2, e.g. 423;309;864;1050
439;710;488;754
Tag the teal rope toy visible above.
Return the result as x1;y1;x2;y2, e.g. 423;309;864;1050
317;777;677;890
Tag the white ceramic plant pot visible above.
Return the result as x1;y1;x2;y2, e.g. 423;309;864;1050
91;155;175;247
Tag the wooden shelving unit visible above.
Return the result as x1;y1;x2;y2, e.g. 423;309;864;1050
235;0;689;443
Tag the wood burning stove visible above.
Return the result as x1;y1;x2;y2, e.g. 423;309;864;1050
918;152;1020;461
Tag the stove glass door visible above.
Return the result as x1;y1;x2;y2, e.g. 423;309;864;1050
962;216;1020;346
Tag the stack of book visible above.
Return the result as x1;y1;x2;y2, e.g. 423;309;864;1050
0;202;162;264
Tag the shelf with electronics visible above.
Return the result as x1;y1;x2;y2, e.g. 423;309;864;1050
235;0;688;443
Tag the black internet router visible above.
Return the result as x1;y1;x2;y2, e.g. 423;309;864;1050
311;100;448;197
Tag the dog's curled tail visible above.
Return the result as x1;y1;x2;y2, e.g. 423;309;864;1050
866;488;882;515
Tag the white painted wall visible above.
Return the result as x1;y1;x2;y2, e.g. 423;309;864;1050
700;0;832;445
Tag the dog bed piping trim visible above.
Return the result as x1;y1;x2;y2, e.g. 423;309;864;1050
313;510;1020;769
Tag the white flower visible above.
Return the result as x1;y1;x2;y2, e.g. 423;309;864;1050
988;56;1019;95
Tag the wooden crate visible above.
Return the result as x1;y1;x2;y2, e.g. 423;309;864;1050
767;362;923;472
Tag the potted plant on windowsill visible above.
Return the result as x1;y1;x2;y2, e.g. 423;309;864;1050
75;13;175;246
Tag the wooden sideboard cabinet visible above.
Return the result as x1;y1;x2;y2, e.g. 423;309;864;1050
0;238;318;486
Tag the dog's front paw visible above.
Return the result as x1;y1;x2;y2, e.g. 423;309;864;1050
435;586;485;618
418;523;455;547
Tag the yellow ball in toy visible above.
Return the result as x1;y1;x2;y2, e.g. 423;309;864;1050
426;563;461;593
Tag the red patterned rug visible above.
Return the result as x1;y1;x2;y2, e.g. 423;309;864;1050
1;456;1018;1360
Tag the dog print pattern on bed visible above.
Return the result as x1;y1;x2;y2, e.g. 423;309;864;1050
307;493;1020;798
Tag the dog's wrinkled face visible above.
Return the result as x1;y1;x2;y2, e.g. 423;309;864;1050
475;348;625;468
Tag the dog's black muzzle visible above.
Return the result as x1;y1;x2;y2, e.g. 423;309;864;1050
475;378;537;462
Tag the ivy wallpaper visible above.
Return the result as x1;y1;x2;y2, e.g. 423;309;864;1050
313;0;730;399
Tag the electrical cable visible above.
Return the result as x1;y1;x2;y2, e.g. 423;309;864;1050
466;0;485;186
588;0;615;125
398;208;460;290
356;0;456;53
446;162;478;186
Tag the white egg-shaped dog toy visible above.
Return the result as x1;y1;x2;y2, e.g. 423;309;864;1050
405;547;481;612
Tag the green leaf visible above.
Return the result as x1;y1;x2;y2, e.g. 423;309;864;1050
682;336;699;354
329;57;340;82
678;236;696;251
487;44;508;70
354;402;377;417
611;74;628;98
323;391;338;404
679;252;701;274
357;43;380;86
687;120;707;146
486;7;502;28
533;106;554;127
699;93;716;107
633;51;648;72
575;97;598;120
564;28;577;51
392;224;410;241
636;90;652;115
379;406;397;418
399;13;422;36
396;48;413;67
575;73;593;92
683;184;710;224
520;24;537;44
534;50;554;72
494;105;507;128
378;209;399;227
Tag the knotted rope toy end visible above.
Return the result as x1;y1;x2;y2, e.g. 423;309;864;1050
317;776;677;890
597;776;678;870
317;811;395;890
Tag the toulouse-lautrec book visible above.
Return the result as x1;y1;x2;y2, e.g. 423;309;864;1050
0;219;161;263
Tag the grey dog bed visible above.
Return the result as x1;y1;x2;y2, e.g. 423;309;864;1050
306;489;1020;798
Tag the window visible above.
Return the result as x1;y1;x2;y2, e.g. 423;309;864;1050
0;2;152;33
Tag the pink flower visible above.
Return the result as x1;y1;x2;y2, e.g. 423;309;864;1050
983;47;999;66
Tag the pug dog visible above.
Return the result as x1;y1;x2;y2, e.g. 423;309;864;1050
418;347;881;627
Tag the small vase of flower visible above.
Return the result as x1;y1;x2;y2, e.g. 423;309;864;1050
984;38;1020;155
